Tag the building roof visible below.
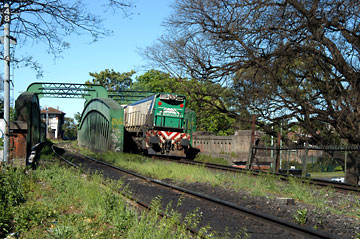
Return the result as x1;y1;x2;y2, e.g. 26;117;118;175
40;107;65;115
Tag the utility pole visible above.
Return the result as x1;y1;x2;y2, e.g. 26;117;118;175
2;0;11;164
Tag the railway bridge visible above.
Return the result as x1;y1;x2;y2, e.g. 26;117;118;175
6;82;255;167
6;82;127;166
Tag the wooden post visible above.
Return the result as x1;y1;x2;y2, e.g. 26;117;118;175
247;115;256;169
344;144;347;180
274;131;281;173
302;141;308;177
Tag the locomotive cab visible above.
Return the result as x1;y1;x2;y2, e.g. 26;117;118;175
124;93;196;158
153;94;186;129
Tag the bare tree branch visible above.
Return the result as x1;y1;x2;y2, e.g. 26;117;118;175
0;0;134;74
143;0;360;184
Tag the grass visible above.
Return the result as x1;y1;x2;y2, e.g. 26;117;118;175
4;164;198;238
71;142;360;219
194;154;230;166
0;166;28;237
1;147;250;239
309;171;345;178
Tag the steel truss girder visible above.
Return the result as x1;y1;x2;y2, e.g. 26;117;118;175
26;82;108;101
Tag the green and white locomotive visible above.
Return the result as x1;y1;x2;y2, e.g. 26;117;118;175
124;93;197;158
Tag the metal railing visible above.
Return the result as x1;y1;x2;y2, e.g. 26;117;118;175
249;144;358;176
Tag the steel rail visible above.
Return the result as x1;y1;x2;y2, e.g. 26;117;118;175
50;144;201;238
66;149;341;239
155;157;360;193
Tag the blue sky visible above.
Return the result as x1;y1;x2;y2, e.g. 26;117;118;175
9;0;172;118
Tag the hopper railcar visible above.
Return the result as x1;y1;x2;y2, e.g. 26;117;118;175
124;93;197;158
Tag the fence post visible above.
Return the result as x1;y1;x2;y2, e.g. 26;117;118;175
302;141;308;177
286;149;290;175
344;150;347;179
247;115;256;169
274;131;281;173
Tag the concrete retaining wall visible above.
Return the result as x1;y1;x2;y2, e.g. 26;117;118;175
193;130;262;164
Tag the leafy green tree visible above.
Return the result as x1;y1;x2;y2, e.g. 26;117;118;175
132;69;179;92
74;112;82;124
62;117;77;139
133;70;246;135
86;69;135;91
144;0;360;184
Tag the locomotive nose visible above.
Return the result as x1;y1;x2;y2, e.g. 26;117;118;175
165;139;172;152
181;139;190;147
150;135;160;144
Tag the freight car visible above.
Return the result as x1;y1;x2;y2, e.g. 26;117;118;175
123;93;197;158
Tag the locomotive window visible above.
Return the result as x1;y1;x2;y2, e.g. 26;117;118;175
160;99;183;105
159;94;184;101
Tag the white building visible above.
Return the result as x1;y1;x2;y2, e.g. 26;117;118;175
40;107;65;139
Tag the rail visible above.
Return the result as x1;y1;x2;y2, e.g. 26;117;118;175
154;157;360;194
52;144;342;239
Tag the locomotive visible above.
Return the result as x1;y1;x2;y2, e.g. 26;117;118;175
123;93;197;158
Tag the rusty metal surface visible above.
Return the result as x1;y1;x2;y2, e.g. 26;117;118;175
14;92;43;159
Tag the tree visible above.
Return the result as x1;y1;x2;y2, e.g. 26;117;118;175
0;0;133;75
74;112;82;124
133;70;245;134
62;117;77;139
86;69;135;91
132;69;180;92
143;0;360;184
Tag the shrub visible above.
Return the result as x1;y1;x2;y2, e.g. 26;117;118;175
14;202;57;233
334;166;343;172
0;167;27;237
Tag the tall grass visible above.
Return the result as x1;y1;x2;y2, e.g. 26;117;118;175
72;144;359;219
194;154;229;165
0;166;28;237
4;161;249;238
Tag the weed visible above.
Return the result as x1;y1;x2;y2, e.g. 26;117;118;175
0;166;28;237
51;225;74;239
195;154;229;166
294;208;308;224
74;147;360;220
38;141;56;160
14;201;57;233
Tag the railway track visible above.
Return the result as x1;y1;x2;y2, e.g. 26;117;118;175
51;144;201;237
153;156;360;194
52;144;342;239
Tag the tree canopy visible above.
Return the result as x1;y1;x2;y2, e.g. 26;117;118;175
87;69;135;91
143;0;360;184
132;69;244;135
62;117;77;139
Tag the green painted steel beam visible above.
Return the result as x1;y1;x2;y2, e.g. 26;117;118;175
78;98;124;152
109;90;154;104
27;82;108;101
